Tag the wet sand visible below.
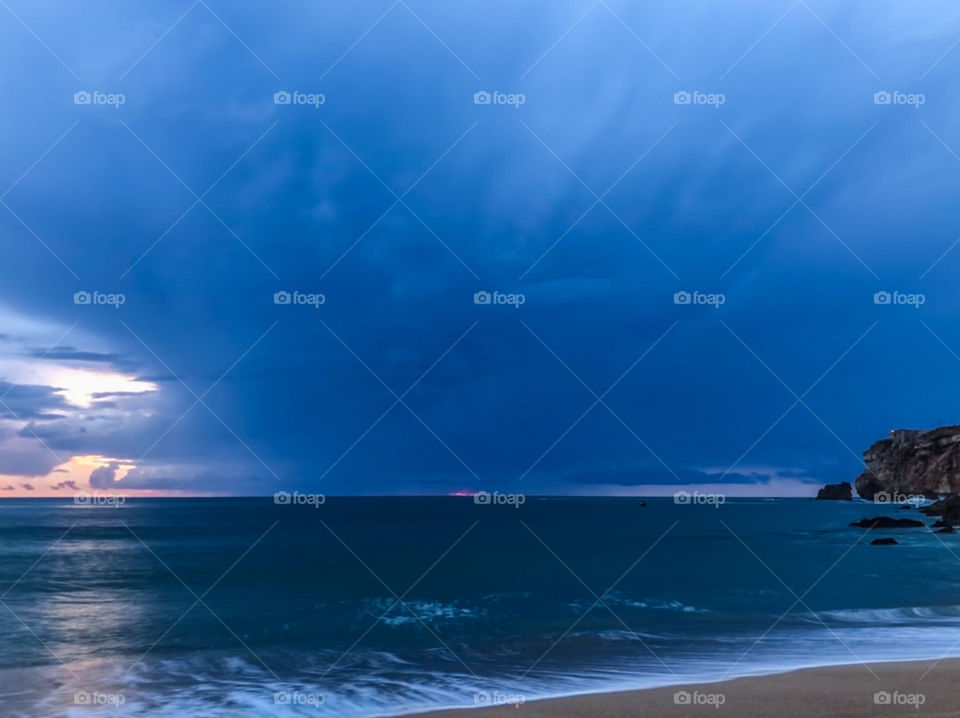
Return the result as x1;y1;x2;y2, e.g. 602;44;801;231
406;658;960;717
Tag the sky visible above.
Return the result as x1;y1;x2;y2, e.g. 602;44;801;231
1;0;960;497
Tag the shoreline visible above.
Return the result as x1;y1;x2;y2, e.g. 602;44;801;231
401;658;960;717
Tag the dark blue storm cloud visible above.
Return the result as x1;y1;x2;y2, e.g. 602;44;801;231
1;1;960;494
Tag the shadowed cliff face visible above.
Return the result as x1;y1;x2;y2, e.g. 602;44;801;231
855;427;960;499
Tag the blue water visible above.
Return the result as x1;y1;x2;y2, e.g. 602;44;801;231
1;497;958;716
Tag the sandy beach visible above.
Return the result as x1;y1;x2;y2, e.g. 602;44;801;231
408;659;960;717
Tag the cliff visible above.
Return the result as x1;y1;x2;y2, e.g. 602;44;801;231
855;426;960;499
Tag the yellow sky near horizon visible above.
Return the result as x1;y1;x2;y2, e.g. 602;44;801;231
0;454;135;498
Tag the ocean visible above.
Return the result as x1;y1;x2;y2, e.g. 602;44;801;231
1;496;958;716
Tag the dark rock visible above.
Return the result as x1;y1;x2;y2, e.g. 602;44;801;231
871;538;898;545
855;471;886;502
849;516;925;529
919;495;960;525
920;499;949;516
637;501;647;507
936;526;956;534
854;426;960;499
816;482;852;500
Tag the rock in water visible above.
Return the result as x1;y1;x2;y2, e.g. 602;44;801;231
816;482;852;500
854;426;960;499
849;516;925;528
920;495;960;520
871;538;898;545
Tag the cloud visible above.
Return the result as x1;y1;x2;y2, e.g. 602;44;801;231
0;2;957;496
20;483;34;491
48;460;267;495
88;462;121;490
562;466;776;487
0;382;71;420
27;348;128;365
103;467;268;494
0;442;66;477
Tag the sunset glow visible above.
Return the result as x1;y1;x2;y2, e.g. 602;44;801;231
0;455;136;497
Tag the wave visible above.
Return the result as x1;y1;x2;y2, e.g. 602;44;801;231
359;598;485;627
10;619;960;718
811;604;960;625
568;594;712;615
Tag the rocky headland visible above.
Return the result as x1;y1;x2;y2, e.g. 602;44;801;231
817;426;960;537
854;426;960;499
